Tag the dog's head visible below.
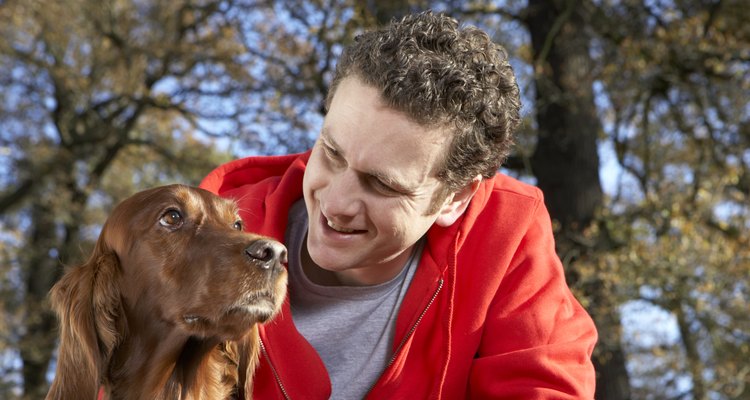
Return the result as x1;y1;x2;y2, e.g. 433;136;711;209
101;184;288;339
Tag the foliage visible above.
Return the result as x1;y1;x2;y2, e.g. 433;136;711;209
588;1;750;397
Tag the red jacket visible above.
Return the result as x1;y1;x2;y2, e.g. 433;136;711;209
200;151;597;399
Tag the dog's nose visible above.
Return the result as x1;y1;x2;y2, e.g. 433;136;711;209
245;240;287;269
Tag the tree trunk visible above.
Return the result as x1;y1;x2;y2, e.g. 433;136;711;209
524;1;631;398
19;200;65;399
675;303;707;400
19;167;91;398
355;0;426;25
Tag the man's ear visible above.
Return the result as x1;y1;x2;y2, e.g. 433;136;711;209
435;175;482;227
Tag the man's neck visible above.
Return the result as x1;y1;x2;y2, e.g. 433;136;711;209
300;237;413;287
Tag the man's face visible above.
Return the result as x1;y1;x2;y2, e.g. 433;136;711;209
302;76;453;286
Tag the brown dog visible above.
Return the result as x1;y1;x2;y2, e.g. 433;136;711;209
46;185;287;400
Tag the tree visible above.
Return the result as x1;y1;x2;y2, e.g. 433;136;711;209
0;0;259;396
591;1;750;397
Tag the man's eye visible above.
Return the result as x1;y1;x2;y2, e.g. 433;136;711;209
322;144;346;167
324;145;340;159
159;209;183;228
371;178;399;195
233;220;243;231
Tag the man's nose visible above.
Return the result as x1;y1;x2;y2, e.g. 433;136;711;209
322;169;363;217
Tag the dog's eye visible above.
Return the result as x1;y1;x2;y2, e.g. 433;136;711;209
159;209;183;228
233;220;243;231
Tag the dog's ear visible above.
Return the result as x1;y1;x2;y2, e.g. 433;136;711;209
46;242;124;400
240;325;262;397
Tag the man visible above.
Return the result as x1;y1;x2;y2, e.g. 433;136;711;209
201;11;597;399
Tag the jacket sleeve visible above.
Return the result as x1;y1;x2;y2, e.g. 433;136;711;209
468;200;598;399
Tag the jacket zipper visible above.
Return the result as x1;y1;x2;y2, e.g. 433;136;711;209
261;279;444;400
365;278;444;397
259;338;292;400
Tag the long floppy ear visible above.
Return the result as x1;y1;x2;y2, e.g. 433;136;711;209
240;325;262;398
46;242;124;400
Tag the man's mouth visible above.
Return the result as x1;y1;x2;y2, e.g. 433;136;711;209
327;219;355;233
322;215;367;235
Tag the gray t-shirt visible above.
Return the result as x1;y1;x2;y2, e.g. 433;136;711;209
286;199;422;400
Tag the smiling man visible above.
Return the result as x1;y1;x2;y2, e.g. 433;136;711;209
201;11;597;399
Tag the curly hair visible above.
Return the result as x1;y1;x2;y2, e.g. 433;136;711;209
325;11;521;195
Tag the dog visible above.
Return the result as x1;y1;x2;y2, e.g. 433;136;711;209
46;185;288;400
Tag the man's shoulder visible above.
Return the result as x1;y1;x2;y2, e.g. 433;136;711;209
471;173;545;224
451;173;547;249
489;173;545;204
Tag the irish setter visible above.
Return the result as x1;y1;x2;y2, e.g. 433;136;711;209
46;185;288;400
